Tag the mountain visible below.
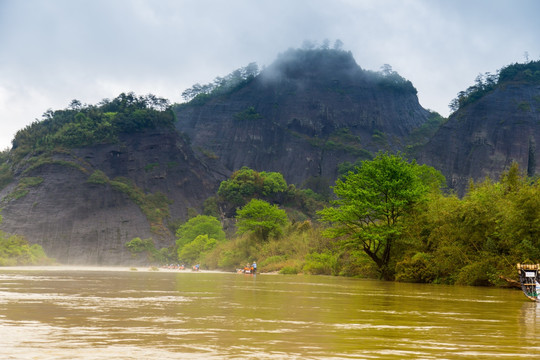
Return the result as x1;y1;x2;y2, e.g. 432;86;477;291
9;48;532;265
174;48;431;188
418;61;540;194
0;94;220;264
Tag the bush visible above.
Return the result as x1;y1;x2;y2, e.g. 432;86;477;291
178;234;217;264
302;251;340;275
0;232;53;265
125;237;155;254
87;170;109;184
395;252;436;283
455;260;496;286
176;215;225;251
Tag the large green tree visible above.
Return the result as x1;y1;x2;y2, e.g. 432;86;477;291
318;152;432;280
236;199;288;241
175;215;225;252
217;167;287;206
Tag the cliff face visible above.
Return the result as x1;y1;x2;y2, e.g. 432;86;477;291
419;83;540;194
175;49;430;185
0;129;219;264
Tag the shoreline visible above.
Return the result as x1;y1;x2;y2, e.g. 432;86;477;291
0;265;233;274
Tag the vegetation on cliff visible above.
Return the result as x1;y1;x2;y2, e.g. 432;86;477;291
180;63;259;104
11;93;173;160
449;60;540;113
88;171;172;235
178;46;418;111
0;213;53;266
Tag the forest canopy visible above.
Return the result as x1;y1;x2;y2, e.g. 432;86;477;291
11;93;174;158
449;60;540;113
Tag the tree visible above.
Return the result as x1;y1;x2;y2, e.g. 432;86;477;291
318;152;430;280
333;39;344;51
217;167;288;206
236;199;288;241
178;234;217;264
175;215;225;251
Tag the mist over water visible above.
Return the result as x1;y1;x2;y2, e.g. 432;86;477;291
1;267;539;359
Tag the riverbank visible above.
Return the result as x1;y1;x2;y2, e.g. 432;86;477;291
0;265;230;273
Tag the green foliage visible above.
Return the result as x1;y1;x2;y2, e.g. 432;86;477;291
202;196;220;217
373;64;418;94
124;237;171;264
304;128;372;159
0;233;53;266
406;111;447;154
236;199;288;241
498;60;540;84
125;237;155;253
260;171;287;195
87;170;109;184
396;162;540;286
0;151;13;190
280;266;301;275
144;162;160;172
449;60;540;113
318;152;433;280
11;93;173;160
234;106;262;121
181;63;259;103
18;154;86;176
208;234;255;270
218;167;288;206
6;176;43;201
303;251;340;275
395;252;436;283
175;215;225;251
283;185;327;219
178;234;218;264
109;177;171;233
0;214;53;265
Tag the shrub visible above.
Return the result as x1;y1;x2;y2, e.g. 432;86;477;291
87;170;109;184
0;232;53;265
302;251;340;275
178;234;217;264
395;252;436;283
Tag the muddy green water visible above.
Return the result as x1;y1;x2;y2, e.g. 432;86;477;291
0;267;539;359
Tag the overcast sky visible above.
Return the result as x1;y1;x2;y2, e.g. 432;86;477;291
1;0;539;150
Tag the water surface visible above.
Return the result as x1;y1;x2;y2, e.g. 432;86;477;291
0;267;539;359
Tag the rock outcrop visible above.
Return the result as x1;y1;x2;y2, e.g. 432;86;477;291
0;128;219;264
175;48;431;186
419;67;540;194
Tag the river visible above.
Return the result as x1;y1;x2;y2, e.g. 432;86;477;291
0;266;539;359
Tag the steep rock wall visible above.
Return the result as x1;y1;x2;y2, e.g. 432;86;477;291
0;128;219;264
419;84;540;194
175;50;430;186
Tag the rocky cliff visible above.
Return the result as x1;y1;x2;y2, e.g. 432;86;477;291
0;127;219;265
418;62;540;194
174;48;431;186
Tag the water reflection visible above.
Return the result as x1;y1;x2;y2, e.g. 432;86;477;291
0;267;539;359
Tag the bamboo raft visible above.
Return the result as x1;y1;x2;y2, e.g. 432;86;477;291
517;263;540;301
